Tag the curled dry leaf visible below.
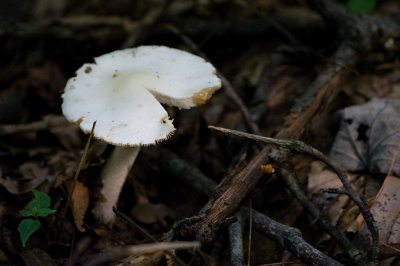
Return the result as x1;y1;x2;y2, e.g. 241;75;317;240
71;181;89;232
330;98;400;176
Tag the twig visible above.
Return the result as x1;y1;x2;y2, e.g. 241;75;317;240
161;150;350;266
247;200;252;266
228;212;244;266
66;236;92;266
0;115;67;136
62;121;96;222
113;207;188;266
317;153;379;263
160;149;218;197
82;241;199;266
278;169;371;266
323;188;349;195
209;125;378;264
250;207;344;266
113;207;160;243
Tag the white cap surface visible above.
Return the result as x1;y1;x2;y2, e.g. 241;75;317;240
62;46;221;146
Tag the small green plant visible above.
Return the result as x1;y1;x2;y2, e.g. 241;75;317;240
346;0;376;13
18;190;56;247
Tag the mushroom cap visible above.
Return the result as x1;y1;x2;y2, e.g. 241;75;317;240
62;45;221;146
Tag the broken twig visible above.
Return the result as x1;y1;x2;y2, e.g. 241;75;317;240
209;125;378;265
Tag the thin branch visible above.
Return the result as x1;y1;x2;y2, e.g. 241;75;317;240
161;150;355;266
0;115;68;136
250;207;344;266
113;207;188;266
323;188;349;195
228;212;244;266
209;125;378;263
278;169;371;266
62;121;96;222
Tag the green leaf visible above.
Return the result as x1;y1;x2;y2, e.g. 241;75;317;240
347;0;376;13
29;190;51;210
19;210;33;217
18;219;41;247
36;207;57;217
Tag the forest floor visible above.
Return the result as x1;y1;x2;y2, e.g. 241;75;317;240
1;0;400;265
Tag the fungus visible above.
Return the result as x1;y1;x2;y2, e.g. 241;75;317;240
62;45;221;223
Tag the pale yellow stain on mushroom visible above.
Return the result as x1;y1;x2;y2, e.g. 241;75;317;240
194;88;214;105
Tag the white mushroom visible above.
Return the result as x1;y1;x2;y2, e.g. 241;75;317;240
62;45;221;224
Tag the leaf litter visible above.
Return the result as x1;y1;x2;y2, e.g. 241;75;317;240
1;0;400;265
330;98;400;177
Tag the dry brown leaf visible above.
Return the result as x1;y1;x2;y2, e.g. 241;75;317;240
308;161;342;194
352;176;400;250
307;161;353;225
71;181;89;232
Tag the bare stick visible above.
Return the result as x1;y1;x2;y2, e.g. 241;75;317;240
0;115;67;136
250;207;344;266
247;200;252;266
113;207;188;266
209;125;378;263
278;169;372;266
228;212;244;266
62;121;96;222
161;150;361;265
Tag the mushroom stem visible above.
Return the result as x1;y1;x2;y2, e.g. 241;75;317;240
93;146;140;224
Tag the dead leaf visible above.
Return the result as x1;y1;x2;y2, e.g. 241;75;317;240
71;181;89;232
330;98;400;176
352;176;400;250
19;248;56;266
0;162;51;194
308;161;355;225
131;195;175;226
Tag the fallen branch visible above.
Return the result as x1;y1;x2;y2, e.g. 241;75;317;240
250;208;344;266
278;169;372;266
161;150;349;265
209;126;374;266
228;212;244;266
